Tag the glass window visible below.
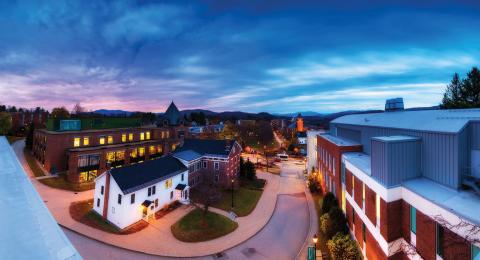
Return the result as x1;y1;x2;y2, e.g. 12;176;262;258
214;162;219;170
146;131;151;140
78;155;88;167
118;194;122;205
101;186;104;195
472;244;480;260
410;206;417;234
128;133;133;141
148;187;152;196
83;137;89;146
149;145;156;154
203;161;207;168
89;155;99;165
157;145;163;153
116;151;125;160
436;224;444;257
130;149;137;158
99;136;105;145
181;173;184;181
376;194;381;226
165;179;173;189
362;223;366;242
170;191;173;199
130;193;135;204
97;198;100;207
140;132;145;141
122;134;126;142
152;185;156;195
155;199;158;207
107;135;113;144
138;147;145;157
106;152;115;163
73;137;80;147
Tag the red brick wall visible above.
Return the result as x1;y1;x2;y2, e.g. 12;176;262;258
354;175;363;207
443;227;471;260
346;169;352;196
354;215;364;248
401;200;411;242
383;200;402;242
366;227;388;260
416;210;436;260
346;200;353;229
365;185;376;225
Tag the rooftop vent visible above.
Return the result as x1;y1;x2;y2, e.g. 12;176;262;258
385;98;404;112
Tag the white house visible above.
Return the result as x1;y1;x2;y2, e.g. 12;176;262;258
93;155;190;230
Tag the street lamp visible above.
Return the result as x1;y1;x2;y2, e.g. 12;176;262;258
312;234;318;260
264;145;268;173
231;178;235;209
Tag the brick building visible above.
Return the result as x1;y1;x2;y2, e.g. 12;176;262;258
312;107;480;260
11;110;48;134
33;102;189;184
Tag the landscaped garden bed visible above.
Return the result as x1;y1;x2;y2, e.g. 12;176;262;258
70;199;148;235
171;208;238;242
155;200;182;219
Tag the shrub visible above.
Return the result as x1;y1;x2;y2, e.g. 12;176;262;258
327;233;361;260
320;213;332;237
245;160;256;180
321;192;338;214
320;207;347;239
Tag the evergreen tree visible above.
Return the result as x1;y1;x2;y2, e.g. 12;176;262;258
327;233;361;260
441;67;480;108
25;123;34;148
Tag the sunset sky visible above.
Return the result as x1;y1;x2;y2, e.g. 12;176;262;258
0;0;479;113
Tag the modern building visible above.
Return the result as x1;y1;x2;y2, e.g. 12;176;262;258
93;138;241;229
0;137;81;259
271;118;287;130
306;130;324;174
93;155;190;229
33;102;188;184
314;107;480;260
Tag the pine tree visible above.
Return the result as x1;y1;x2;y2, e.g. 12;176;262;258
441;67;480;108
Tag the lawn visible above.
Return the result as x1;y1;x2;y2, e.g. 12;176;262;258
214;185;263;217
6;135;24;144
312;193;331;258
38;175;94;192
23;147;45;177
171;208;238;242
70;199;148;235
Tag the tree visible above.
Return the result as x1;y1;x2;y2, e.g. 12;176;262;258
192;176;223;223
441;67;480;108
219;121;238;140
51;107;70;119
322;192;338;214
327;233;361;260
257;120;274;147
25;123;35;148
320;207;347;239
72;102;86;115
0;112;12;135
244;159;256;180
239;157;246;178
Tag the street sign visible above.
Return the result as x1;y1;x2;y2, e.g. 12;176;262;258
307;246;315;260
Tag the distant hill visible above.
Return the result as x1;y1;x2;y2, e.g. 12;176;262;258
275;111;323;117
94;109;132;116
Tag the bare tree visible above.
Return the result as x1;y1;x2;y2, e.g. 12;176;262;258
190;176;223;223
72;102;86;115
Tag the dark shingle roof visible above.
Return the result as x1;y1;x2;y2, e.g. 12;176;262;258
175;184;186;190
174;139;234;159
110;155;187;194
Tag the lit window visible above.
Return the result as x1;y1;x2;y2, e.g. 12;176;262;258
122;134;126;142
140;132;145;141
73;137;80;147
128;133;133;141
107;135;113;144
138;147;145;157
130;149;137;158
83;137;89;146
410;206;417;234
161;131;165;139
149;145;156;155
362;183;365;209
146;131;151;140
165;179;173;189
171;144;177;151
376;194;381;227
99;136;105;145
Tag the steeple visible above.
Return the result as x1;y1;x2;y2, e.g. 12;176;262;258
163;101;181;126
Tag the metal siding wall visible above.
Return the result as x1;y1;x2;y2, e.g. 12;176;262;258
471;122;480;150
337;126;361;143
457;126;470;186
333;123;459;189
371;140;387;186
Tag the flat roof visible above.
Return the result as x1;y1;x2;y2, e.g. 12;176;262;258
372;135;420;143
343;152;372;176
403;178;480;226
332;109;480;133
319;133;361;147
0;137;81;259
68;139;160;152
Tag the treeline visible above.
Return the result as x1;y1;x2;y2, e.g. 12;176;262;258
441;67;480;109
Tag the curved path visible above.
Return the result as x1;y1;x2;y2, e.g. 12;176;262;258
13;140;314;259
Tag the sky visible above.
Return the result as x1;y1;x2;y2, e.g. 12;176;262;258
0;0;479;114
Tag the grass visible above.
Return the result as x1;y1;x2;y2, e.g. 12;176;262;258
38;175;94;192
23;147;45;177
6;135;24;144
171;208;238;242
70;199;148;235
312;193;331;258
214;185;263;217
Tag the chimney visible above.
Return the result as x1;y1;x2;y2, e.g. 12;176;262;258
385;98;404;112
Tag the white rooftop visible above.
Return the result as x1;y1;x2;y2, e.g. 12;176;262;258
332;109;480;133
343;152;371;176
372;135;420;142
320;133;360;147
403;178;480;226
0;137;81;259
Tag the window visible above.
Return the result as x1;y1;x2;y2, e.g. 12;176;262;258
165;179;173;189
122;134;127;142
146;131;151;140
78;155;89;167
128;133;133;141
170;191;173;199
83;137;89;146
472;244;480;260
149;145;156;155
203;161;207;168
214;174;219;183
181;173;184;181
352;175;355;194
362;183;365;209
99;136;105;145
138;147;145;157
107;135;113;144
101;186;104;195
410;206;417;234
130;149;138;158
73;137;80;147
376;194;381;227
362;223;366;243
118;194;122;205
214;162;219;170
436;223;444;257
97;198;100;207
152;185;156;195
148;187;152;196
140;132;145;140
352;210;355;225
131;193;135;204
155;199;158;207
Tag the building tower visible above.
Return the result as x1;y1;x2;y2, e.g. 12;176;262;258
296;113;304;132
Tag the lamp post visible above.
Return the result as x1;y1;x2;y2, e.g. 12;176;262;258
313;234;318;260
264;145;268;173
231;178;235;209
